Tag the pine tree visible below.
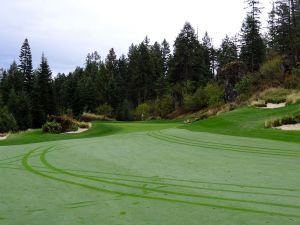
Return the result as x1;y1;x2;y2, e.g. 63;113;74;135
170;22;209;84
217;35;238;71
268;1;277;50
8;89;31;130
202;32;216;76
240;0;265;71
31;54;54;127
161;39;171;76
19;38;33;95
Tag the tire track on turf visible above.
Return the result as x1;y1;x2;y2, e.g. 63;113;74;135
39;147;300;212
22;164;300;199
148;131;300;157
158;131;300;154
52;166;300;193
21;146;300;218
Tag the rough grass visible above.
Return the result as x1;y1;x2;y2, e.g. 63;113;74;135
252;88;300;105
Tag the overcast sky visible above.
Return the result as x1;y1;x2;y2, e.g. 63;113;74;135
0;0;272;75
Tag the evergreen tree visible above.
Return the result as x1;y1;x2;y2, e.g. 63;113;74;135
217;35;238;71
19;38;33;95
169;22;209;107
267;1;277;50
31;54;54;127
7;89;31;130
202;32;216;76
127;44;140;105
161;39;171;76
151;41;165;97
240;0;265;71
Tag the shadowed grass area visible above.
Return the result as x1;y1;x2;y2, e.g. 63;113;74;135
184;102;300;143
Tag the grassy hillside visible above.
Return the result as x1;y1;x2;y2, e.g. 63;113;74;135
0;121;180;146
185;102;300;143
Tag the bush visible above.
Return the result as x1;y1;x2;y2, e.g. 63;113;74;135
81;112;110;122
183;87;208;112
183;94;197;112
204;82;224;106
135;102;152;120
47;115;78;132
264;113;300;128
0;107;17;133
154;95;174;118
96;104;113;117
283;75;300;89
286;92;300;104
193;87;208;109
116;99;134;121
42;122;62;134
259;88;290;104
235;74;254;95
76;121;90;129
260;56;283;80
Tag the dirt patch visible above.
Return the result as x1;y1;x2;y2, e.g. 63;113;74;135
275;123;300;131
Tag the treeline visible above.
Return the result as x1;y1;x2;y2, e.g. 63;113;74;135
1;0;300;132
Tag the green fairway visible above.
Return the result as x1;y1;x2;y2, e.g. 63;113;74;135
1;117;300;225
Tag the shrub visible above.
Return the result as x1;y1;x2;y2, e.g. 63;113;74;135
154;95;174;118
96;104;113;117
135;102;152;120
183;94;197;112
0;107;17;133
283;75;300;89
259;88;290;104
234;74;254;95
286;92;300;104
183;87;208;112
75;121;90;129
42;122;62;134
260;56;283;80
193;87;208;109
264;113;300;128
47;115;78;132
81;113;109;122
116;99;134;121
251;100;267;107
204;82;224;106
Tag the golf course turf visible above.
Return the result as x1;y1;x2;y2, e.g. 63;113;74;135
0;105;300;225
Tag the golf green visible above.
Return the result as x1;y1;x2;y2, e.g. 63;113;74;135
0;120;300;225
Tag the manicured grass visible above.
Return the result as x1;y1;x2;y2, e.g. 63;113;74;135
185;102;300;142
1;106;300;225
0;121;180;146
0;126;300;225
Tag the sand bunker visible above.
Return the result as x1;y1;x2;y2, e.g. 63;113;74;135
262;102;286;109
0;134;9;140
63;123;91;134
64;127;89;134
275;123;300;131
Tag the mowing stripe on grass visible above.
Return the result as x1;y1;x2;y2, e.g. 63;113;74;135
148;131;300;157
158;130;300;154
21;147;300;218
40;147;300;212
